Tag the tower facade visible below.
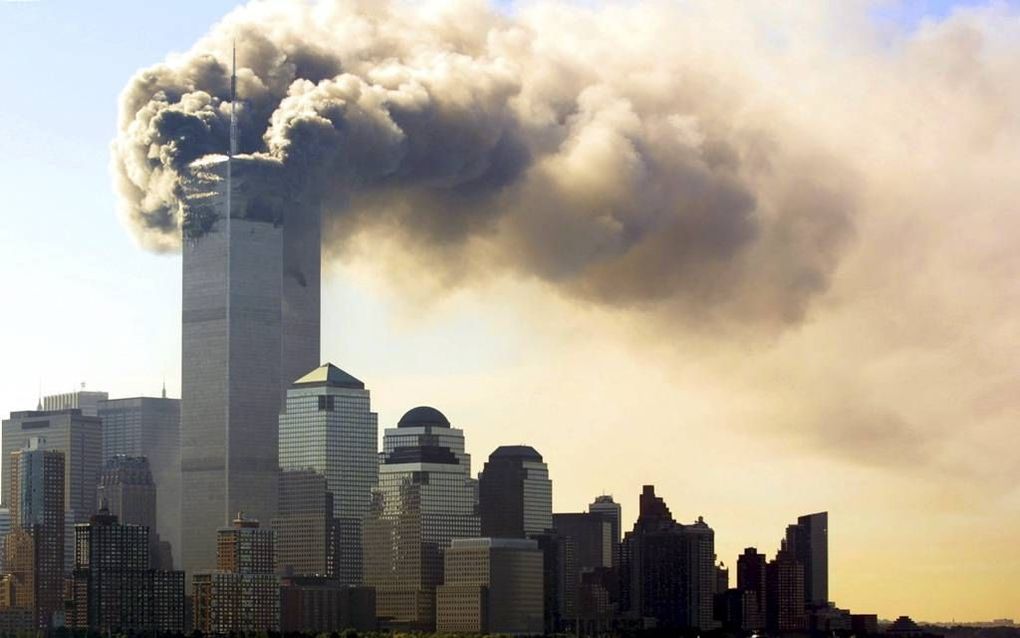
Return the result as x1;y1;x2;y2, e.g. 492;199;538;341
180;155;321;576
278;364;377;584
478;445;552;539
766;545;806;632
620;485;718;631
785;511;828;606
97;396;180;555
193;514;281;633
736;547;767;629
69;507;185;633
96;456;172;569
6;444;65;628
436;538;545;635
588;495;622;565
363;406;479;630
2;410;103;533
272;469;338;578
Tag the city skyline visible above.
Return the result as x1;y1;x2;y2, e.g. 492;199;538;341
2;0;1019;623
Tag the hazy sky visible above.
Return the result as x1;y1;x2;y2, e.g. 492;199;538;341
1;0;1019;622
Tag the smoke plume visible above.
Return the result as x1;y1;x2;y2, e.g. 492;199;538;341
113;0;857;329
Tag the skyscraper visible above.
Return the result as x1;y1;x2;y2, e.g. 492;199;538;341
97;395;180;554
2;410;103;528
363;406;479;630
620;485;718;630
180;149;321;576
785;511;828;606
96;456;172;569
588;494;622;565
69;506;185;633
736;547;767;630
272;469;338;578
278;364;377;584
552;511;616;634
436;538;545;635
0;505;10;574
193;514;281;633
6;443;65;628
478;445;552;539
766;544;806;633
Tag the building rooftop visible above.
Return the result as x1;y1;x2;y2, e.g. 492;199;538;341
490;445;543;462
397;406;450;428
293;363;365;389
450;537;539;550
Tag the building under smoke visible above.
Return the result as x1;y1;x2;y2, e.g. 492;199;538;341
180;154;320;578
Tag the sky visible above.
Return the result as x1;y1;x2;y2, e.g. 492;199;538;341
1;0;1019;623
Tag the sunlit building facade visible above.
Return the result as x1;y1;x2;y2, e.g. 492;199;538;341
193;514;280;633
278;363;377;584
363;406;479;630
5;443;65;628
436;537;544;635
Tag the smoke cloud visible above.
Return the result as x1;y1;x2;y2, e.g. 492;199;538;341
112;0;857;330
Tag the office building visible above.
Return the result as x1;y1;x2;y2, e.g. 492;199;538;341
272;469;337;578
181;153;321;577
785;511;828;606
2;410;103;544
280;576;376;633
716;562;729;593
0;505;10;573
69;506;185;632
766;544;806;633
620;485;718;630
589;494;622;565
683;517;719;630
478;445;552;539
278;363;377;584
532;532;569;634
714;587;759;632
193;514;280;633
736;547;767;630
5;443;65;628
96;456;173;569
436;538;544;635
363;406;479;630
42;390;108;417
97;395;181;554
552;511;614;628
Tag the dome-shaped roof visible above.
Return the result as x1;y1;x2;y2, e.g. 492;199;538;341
397;406;450;428
490;445;543;462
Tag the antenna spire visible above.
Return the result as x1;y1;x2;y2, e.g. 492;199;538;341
230;40;238;158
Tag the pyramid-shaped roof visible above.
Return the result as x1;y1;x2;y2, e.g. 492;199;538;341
293;363;365;389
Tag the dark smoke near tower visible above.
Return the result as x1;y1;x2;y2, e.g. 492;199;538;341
112;0;856;329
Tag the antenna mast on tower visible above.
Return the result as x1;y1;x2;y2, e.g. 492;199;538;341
227;40;237;222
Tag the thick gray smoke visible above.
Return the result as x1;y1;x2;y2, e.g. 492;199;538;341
112;0;856;329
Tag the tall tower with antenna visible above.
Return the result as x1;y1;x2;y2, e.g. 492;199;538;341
179;42;321;579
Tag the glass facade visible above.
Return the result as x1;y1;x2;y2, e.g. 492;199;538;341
1;409;103;568
363;407;479;630
7;445;65;628
271;469;338;578
278;364;377;584
478;446;552;539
